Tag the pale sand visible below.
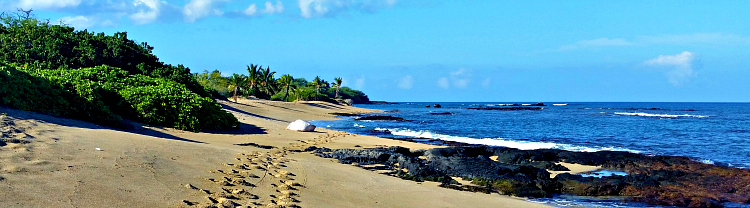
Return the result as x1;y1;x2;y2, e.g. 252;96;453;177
489;156;600;179
0;98;550;208
549;162;602;178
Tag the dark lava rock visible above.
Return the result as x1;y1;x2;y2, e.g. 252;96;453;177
369;128;391;134
234;142;275;149
329;112;365;117
434;104;442;108
529;102;547;106
467;107;542;111
355;115;406;121
315;145;750;207
425;105;431;108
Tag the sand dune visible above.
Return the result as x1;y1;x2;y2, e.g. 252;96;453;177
0;98;551;208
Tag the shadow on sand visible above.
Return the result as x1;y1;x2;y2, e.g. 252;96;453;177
1;107;266;144
302;102;345;110
219;103;289;123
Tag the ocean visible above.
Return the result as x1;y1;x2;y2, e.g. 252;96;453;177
309;102;750;208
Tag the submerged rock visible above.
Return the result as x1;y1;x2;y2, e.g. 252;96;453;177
354;115;405;121
329;112;365;117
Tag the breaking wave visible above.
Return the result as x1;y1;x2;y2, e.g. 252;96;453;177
382;128;640;153
614;112;708;118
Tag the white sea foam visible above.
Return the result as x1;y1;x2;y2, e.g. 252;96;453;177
384;128;640;153
699;159;715;165
552;104;568;106
614;112;708;118
353;124;365;128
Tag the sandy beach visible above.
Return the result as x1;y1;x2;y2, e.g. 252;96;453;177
0;98;596;207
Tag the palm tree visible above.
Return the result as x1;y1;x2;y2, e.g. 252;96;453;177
333;77;343;99
228;74;247;102
277;74;296;102
312;76;322;93
293;87;307;101
259;66;276;97
246;64;260;96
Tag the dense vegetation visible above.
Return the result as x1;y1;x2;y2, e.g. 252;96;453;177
194;67;371;104
0;13;238;131
0;12;371;131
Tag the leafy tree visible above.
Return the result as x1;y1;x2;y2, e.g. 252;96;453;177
312;76;322;93
277;74;296;102
246;64;260;96
333;77;343;99
228;74;247;102
259;66;276;98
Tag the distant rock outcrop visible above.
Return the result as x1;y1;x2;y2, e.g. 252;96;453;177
354;115;406;121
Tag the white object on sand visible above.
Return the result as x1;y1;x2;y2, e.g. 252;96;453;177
286;120;316;132
95;148;102;151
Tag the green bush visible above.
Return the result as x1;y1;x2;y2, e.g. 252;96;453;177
29;65;239;131
0;13;210;97
325;87;369;104
0;64;124;127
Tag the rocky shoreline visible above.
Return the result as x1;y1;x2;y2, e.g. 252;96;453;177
311;145;750;208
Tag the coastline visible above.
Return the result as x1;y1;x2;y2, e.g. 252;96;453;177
0;98;552;207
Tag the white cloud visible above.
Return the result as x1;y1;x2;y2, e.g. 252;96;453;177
263;1;284;14
481;78;491;88
644;51;698;86
183;0;227;22
17;0;81;10
437;77;449;89
55;15;114;29
397;75;414;89
130;0;162;24
556;33;750;51
243;4;258;16
558;38;633;51
354;75;366;89
436;68;473;89
450;68;471;89
298;0;398;19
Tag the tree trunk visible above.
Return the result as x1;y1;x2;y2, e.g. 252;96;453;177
233;86;238;102
335;87;340;99
283;85;290;102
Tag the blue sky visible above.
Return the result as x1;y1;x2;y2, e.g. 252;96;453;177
3;0;749;102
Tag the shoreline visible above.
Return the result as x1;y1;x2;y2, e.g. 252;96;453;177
0;98;553;208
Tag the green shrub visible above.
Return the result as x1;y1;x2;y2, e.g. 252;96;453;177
0;14;210;97
326;87;369;104
28;65;239;131
0;65;124;127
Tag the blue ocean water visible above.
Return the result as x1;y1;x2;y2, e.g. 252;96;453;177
310;102;750;208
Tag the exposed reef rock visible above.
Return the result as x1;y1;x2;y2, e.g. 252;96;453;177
354;115;406;121
313;146;750;208
328;112;365;117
